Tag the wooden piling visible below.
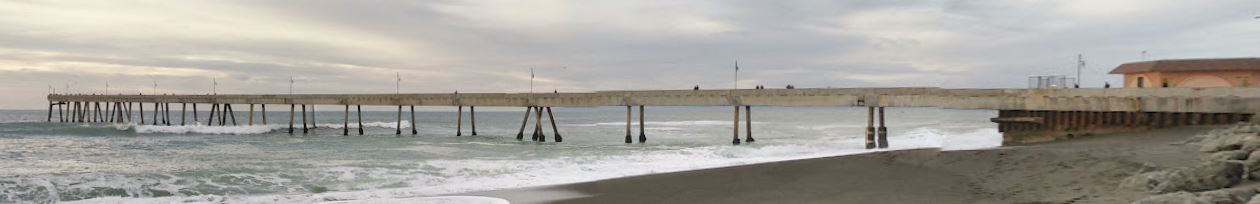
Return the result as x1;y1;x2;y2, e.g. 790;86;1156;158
309;105;316;129
191;103;197;124
181;103;186;125
248;104;254;126
470;106;477;136
47;102;53;122
164;103;171;126
137;102;143;124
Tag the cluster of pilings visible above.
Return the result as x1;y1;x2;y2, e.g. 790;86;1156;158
994;110;1255;144
514;106;562;142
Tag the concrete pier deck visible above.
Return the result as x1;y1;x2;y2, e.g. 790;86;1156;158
47;87;1260;113
45;87;1260;145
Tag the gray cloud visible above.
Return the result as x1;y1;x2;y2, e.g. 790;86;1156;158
0;0;1257;109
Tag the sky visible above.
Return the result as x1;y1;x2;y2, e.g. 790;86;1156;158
1;0;1258;109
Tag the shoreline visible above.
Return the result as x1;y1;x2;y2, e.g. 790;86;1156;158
465;126;1223;204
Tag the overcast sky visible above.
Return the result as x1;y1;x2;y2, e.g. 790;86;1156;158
1;0;1258;109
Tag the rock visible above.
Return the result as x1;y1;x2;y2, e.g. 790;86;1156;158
1201;132;1251;153
1240;137;1260;152
1204;150;1250;162
1122;160;1244;193
1247;194;1260;204
1132;188;1259;204
1197;187;1258;204
1246;151;1260;180
1133;191;1208;204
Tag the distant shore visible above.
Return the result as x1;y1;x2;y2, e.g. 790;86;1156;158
467;126;1221;204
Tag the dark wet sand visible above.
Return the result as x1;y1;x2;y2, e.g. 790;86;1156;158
468;126;1221;204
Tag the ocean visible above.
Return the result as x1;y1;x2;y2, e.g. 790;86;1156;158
0;106;1001;203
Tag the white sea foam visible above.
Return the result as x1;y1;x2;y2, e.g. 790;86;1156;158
572;120;769;127
316;121;411;129
131;124;285;135
119;121;411;135
63;126;1001;204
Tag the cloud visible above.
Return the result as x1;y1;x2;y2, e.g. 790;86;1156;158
0;0;1257;109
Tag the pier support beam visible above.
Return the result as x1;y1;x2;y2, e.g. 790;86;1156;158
547;107;561;142
877;107;888;149
301;104;308;134
745;106;755;143
343;104;349;136
410;106;417;136
626;106;633;144
865;106;876;149
357;105;364;135
261;104;267;125
639;105;646;143
535;106;545;142
180;103;186;125
470;106;477;136
137;102;143;124
248;104;254;126
288;104;294;134
208;104;217;126
517;107;531;140
456;106;463;136
733;106;741;145
191;103;197;124
227;104;237;126
153;103;160;125
309;105;316;129
396;105;403;136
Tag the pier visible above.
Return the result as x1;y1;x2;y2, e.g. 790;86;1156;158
46;87;1260;146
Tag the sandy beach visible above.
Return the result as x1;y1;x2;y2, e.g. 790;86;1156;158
468;126;1226;204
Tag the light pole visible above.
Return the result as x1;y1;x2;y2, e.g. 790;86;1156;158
212;78;218;95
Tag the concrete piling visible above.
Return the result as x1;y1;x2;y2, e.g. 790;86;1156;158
877;107;888;149
865;106;876;149
733;106;741;145
343;104;349;136
181;103;186;125
191;103;197;124
745;106;754;143
309;105;316;129
639;105;646;143
152;103;160;125
357;105;364;135
547;107;561;142
288;104;295;134
456;106;463;136
227;104;237;126
208;104;217;126
261;104;267;125
396;105;403;136
301;104;308;134
535;106;545;142
410;106;417;135
626;106;632;144
470;106;477;136
248;104;254;126
517;107;531;140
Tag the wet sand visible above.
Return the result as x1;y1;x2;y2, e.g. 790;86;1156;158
467;126;1221;204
